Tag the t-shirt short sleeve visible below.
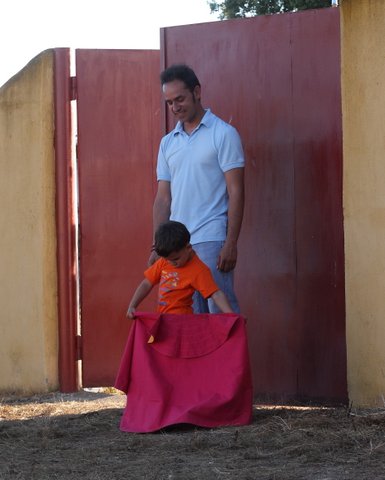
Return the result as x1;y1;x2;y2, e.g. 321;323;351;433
192;264;219;300
144;259;164;286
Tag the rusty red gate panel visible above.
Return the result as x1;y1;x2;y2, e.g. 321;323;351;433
161;8;346;402
76;49;161;387
290;11;345;401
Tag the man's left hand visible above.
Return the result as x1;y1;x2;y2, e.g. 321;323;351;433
217;241;238;272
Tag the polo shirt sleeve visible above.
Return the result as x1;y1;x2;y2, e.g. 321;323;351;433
156;139;171;182
217;125;245;173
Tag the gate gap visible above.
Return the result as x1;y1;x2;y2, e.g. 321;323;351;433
69;48;83;389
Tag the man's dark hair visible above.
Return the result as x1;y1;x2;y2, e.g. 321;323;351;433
155;221;191;257
160;64;201;93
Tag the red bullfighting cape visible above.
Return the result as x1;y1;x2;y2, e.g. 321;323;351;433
114;312;253;433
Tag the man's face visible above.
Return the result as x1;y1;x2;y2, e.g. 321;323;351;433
165;244;192;268
163;80;201;124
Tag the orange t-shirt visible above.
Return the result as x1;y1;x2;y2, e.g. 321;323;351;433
144;252;219;314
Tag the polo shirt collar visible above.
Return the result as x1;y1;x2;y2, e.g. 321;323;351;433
174;109;213;135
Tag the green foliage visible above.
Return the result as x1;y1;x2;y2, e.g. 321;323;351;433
209;0;332;19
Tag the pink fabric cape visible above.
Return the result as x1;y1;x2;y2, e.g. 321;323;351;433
114;312;253;433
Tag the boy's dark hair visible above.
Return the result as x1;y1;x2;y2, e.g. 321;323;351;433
155;221;190;257
160;64;201;93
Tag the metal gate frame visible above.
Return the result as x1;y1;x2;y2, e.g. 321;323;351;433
54;48;78;392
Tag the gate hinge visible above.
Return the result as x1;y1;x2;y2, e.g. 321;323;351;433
70;76;77;101
76;335;82;360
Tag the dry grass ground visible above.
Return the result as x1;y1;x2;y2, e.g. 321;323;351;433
1;391;385;479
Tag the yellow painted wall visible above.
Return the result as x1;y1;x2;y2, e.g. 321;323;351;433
0;50;59;393
341;0;385;406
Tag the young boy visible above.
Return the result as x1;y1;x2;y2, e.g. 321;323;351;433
127;221;234;318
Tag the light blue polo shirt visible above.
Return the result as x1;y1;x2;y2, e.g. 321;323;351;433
157;109;245;245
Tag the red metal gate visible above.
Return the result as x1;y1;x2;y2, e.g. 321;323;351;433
75;49;160;387
161;7;346;402
57;8;346;402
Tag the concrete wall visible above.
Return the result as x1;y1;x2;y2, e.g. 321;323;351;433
341;0;385;406
0;50;59;393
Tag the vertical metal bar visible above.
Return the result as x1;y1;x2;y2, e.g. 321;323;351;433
53;48;78;392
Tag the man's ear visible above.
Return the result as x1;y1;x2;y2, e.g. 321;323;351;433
193;85;201;102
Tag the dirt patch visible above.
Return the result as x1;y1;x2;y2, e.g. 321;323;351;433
1;391;385;479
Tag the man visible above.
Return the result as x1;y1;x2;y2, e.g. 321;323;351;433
149;64;245;313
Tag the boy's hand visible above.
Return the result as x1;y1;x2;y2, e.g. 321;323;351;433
126;306;136;319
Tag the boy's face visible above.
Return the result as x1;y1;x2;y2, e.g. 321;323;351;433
165;244;193;268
